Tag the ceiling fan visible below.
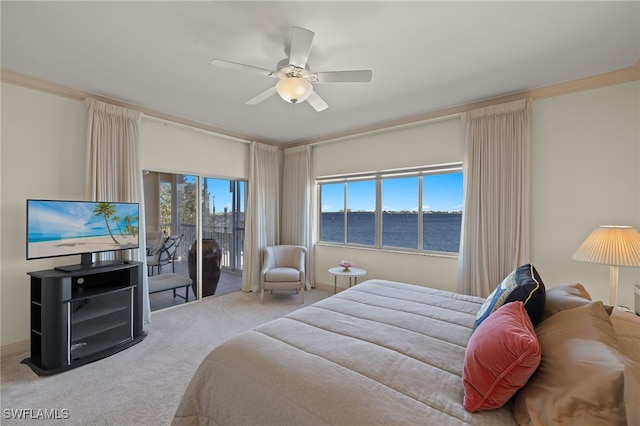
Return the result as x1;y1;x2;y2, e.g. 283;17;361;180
211;26;372;112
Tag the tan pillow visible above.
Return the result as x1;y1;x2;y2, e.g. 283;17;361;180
514;301;640;425
540;283;591;321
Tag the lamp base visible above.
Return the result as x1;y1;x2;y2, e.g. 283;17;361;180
609;265;618;307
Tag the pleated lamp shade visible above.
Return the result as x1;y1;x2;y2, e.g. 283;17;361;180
572;226;640;266
572;225;640;305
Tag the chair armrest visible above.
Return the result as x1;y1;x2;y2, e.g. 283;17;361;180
292;247;307;273
261;247;276;275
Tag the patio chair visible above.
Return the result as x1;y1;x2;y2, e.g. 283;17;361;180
147;234;183;276
145;230;165;256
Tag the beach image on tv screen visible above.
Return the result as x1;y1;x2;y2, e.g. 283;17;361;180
27;200;139;259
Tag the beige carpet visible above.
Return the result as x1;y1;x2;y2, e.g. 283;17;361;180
1;289;330;425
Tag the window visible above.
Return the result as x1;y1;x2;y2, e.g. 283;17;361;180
318;163;463;254
320;183;344;243
347;180;375;245
423;173;463;252
382;176;419;249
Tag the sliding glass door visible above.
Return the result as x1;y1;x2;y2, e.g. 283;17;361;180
144;171;245;311
201;178;245;272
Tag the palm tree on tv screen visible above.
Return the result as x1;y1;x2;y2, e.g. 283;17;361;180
94;202;120;244
123;215;138;237
111;214;125;237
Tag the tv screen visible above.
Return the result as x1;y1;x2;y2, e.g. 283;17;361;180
27;199;140;261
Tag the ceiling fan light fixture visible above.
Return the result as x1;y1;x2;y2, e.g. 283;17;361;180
276;77;312;104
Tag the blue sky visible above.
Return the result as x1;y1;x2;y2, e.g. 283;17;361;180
204;178;232;213
321;172;463;212
189;173;462;213
204;178;244;213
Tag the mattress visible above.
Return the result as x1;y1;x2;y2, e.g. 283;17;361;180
172;279;518;425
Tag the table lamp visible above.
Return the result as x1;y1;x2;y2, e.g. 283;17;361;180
572;225;640;306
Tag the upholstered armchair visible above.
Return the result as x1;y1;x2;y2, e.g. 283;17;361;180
260;245;307;303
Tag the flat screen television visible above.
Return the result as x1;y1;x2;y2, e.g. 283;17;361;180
27;199;140;271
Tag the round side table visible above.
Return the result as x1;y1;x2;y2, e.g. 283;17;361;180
328;267;367;294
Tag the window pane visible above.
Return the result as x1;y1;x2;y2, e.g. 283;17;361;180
346;180;375;245
202;177;245;273
381;177;418;248
320;183;344;243
423;172;463;252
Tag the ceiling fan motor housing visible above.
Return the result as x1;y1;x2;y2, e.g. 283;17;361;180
276;58;310;78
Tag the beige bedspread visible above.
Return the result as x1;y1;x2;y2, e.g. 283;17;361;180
173;279;518;425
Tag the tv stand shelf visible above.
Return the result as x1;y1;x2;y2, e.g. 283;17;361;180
24;261;145;376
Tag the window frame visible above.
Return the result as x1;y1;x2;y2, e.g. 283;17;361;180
317;162;463;255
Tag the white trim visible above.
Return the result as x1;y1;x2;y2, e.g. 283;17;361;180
0;340;30;357
3;59;638;147
317;162;463;182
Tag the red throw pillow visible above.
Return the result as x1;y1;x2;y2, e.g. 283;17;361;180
463;301;541;412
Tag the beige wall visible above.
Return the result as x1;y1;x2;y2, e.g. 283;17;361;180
0;84;250;346
139;118;249;179
312;117;463;291
2;79;639;347
1;83;87;347
312;82;640;308
530;81;639;305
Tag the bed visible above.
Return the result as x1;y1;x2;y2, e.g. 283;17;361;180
173;276;640;426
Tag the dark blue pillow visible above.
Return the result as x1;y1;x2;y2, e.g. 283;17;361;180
474;264;546;330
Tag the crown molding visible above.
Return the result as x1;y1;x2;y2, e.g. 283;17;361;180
3;59;639;149
288;59;640;147
0;69;276;147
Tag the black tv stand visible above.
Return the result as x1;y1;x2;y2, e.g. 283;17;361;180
24;261;145;375
55;260;130;273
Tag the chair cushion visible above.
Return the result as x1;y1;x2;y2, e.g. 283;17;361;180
148;273;192;293
265;267;301;282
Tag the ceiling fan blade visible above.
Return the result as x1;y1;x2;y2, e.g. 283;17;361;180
211;59;275;77
288;27;314;69
306;90;328;112
246;86;277;105
314;70;373;83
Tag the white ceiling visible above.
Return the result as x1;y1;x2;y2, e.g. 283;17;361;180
2;1;639;144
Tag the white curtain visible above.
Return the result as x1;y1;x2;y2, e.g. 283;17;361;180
242;142;280;293
457;98;531;297
282;145;315;289
84;98;150;324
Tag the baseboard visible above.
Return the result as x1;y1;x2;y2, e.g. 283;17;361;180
1;340;29;357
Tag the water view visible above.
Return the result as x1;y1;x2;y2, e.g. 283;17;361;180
321;212;462;253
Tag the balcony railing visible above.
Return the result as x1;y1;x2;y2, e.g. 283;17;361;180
160;223;244;271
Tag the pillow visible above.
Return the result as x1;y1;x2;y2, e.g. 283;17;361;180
474;264;546;330
462;301;541;412
541;282;592;320
541;283;613;321
513;301;640;425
